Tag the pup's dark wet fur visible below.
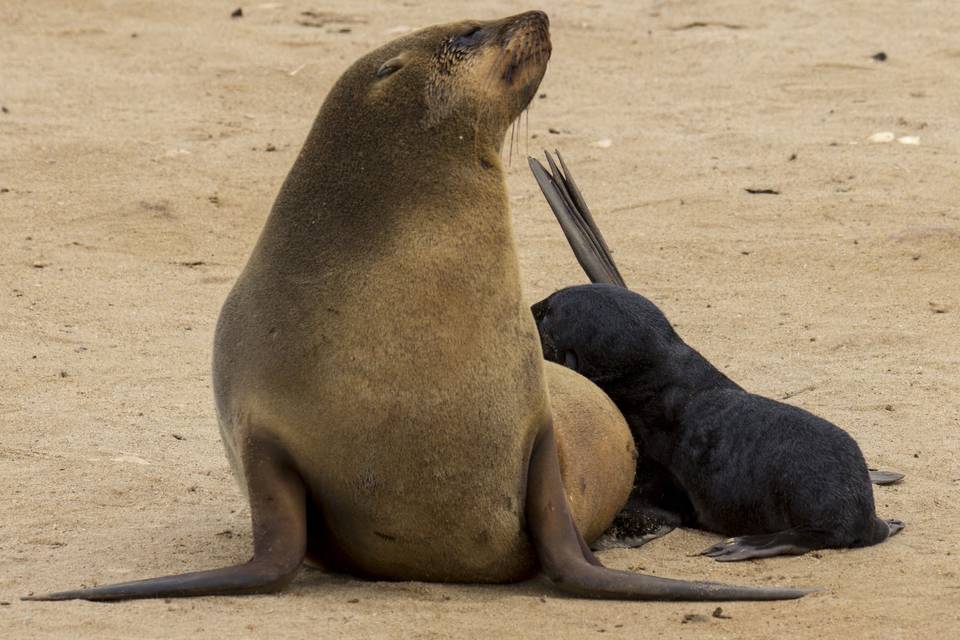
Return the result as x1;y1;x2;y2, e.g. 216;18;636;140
530;151;904;561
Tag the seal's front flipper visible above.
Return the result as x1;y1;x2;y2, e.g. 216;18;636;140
525;421;812;601
699;529;823;562
528;152;626;288
869;469;905;485
24;436;307;602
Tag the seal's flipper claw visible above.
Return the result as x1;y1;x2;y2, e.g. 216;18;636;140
530;152;626;288
869;469;905;485
25;436;308;601
525;421;811;601
700;540;736;557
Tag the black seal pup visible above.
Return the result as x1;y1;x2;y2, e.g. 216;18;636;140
529;151;904;561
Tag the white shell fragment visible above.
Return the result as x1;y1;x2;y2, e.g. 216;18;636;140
867;131;895;143
897;135;920;145
592;138;613;148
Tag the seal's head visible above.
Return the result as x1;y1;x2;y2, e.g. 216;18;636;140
314;11;551;157
269;12;551;258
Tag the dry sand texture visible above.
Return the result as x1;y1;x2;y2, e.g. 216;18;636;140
2;1;959;638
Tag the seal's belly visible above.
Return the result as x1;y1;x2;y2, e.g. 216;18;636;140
255;294;548;581
313;424;538;580
286;364;545;582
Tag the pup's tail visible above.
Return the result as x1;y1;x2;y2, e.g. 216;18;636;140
528;151;627;288
861;517;906;548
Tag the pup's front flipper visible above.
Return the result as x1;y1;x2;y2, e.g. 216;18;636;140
869;469;905;485
699;529;826;562
591;524;675;551
591;504;679;551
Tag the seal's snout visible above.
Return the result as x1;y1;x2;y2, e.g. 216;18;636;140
502;9;551;50
495;9;551;107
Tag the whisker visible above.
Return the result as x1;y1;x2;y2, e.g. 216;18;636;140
524;105;530;157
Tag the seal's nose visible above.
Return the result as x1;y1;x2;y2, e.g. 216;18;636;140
506;10;549;30
525;10;550;28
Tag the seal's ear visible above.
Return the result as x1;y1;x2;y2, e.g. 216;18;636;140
376;55;407;78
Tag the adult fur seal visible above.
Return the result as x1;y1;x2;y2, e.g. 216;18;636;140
530;151;904;561
25;15;805;602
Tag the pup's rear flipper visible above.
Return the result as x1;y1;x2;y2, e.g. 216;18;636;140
869;469;905;485
529;151;626;288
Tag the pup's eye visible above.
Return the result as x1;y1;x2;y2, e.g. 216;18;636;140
453;26;484;49
562;350;579;372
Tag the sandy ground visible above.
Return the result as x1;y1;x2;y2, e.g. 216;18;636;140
2;0;959;637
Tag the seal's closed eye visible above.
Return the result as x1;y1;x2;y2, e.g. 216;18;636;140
453;26;485;49
376;57;404;78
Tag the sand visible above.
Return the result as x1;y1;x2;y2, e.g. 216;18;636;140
2;1;958;638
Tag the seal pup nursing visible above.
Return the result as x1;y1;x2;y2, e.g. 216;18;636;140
25;15;805;601
530;151;904;561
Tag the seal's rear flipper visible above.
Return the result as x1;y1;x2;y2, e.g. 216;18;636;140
23;436;307;601
525;421;813;601
528;151;627;288
869;469;905;485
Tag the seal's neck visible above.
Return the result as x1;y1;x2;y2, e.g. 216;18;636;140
250;111;511;276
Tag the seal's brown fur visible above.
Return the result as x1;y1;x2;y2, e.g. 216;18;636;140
213;11;630;582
